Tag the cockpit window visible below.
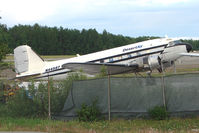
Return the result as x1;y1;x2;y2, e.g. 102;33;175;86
168;40;182;46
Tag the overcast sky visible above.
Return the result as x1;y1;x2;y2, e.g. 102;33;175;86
0;0;198;37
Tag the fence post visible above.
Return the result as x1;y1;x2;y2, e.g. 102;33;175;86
173;61;176;74
161;62;166;109
107;74;111;121
161;75;166;108
48;74;51;119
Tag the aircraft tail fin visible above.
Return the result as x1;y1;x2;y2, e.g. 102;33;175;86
14;45;45;77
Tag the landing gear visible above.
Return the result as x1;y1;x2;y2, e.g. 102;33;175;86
134;72;144;78
146;70;152;78
157;67;163;73
134;71;152;78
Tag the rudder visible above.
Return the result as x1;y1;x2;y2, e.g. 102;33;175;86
14;45;45;77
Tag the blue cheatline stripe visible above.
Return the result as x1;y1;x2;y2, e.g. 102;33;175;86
90;44;167;63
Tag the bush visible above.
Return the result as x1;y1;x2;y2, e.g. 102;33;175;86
0;43;10;62
6;87;38;117
0;81;36;117
27;72;87;117
1;72;87;118
77;99;101;122
148;106;168;120
0;103;9;117
96;65;107;78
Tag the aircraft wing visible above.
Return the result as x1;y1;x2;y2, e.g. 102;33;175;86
62;62;139;75
179;53;199;57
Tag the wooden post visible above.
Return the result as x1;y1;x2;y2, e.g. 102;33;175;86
48;74;51;119
161;75;166;107
107;74;111;121
173;61;176;74
161;62;166;108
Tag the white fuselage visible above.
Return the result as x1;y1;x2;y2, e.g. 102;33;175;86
14;38;190;80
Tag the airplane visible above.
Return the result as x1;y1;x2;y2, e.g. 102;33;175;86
14;37;199;80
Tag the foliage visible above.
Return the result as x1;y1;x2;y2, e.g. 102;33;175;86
182;39;199;51
27;81;48;117
0;24;11;61
28;73;86;117
76;99;101;122
0;43;10;61
0;23;160;55
1;23;199;57
148;106;169;120
0;81;38;117
96;65;107;78
6;88;38;117
1;23;199;56
0;62;13;70
0;72;87;118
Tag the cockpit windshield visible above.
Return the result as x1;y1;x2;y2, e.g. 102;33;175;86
168;40;182;46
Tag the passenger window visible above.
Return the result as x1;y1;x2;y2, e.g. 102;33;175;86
109;58;113;62
100;60;104;63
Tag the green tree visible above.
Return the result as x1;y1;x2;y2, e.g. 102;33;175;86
0;24;11;61
4;23;199;56
0;44;9;61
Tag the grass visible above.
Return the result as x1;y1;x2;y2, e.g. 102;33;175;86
0;62;13;69
4;55;13;60
0;117;199;132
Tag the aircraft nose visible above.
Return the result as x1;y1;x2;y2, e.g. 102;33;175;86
185;43;192;52
175;42;192;52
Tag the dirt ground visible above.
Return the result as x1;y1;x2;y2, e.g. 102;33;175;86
0;68;16;80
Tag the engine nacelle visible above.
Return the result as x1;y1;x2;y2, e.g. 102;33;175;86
147;55;161;70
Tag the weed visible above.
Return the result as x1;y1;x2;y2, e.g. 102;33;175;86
76;99;101;122
148;106;169;120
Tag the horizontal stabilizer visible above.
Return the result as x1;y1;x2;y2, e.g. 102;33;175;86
179;53;199;57
15;73;41;80
62;62;138;75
